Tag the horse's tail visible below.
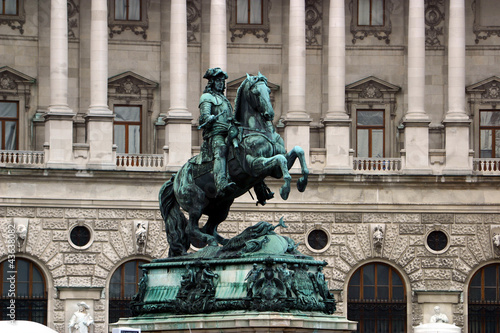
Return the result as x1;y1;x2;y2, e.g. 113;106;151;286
159;175;189;257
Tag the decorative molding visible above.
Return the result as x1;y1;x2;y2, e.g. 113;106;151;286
187;0;201;43
349;0;393;45
305;0;322;46
472;0;500;44
345;76;400;117
424;0;444;47
0;66;36;111
67;0;80;39
108;71;158;103
0;0;25;34
108;0;150;40
466;76;500;111
229;0;271;43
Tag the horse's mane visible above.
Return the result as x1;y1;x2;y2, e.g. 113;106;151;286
234;78;249;123
234;73;268;123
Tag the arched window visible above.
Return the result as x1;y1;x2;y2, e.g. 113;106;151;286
469;263;500;332
109;259;148;324
348;262;406;333
1;258;47;324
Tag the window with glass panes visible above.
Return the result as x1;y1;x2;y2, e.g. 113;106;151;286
0;0;17;15
348;263;406;333
479;110;500;158
114;0;141;21
109;260;148;324
358;0;384;26
469;264;500;333
1;258;47;324
356;110;384;158
0;101;18;150
114;105;141;154
236;0;263;24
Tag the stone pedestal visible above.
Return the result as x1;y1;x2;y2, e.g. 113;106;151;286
111;311;356;333
44;113;75;168
85;114;116;169
443;121;471;175
402;121;431;174
323;120;352;173
414;323;461;333
110;226;356;332
284;119;311;168
165;116;193;168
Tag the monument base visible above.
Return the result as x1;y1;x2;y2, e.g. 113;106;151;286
413;323;462;333
110;311;357;333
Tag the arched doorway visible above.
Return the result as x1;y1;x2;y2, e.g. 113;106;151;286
468;263;500;332
1;258;47;324
108;259;148;324
347;262;407;332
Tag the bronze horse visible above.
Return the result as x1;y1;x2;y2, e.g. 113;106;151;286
159;73;309;257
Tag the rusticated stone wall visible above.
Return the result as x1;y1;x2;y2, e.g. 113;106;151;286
1;206;500;330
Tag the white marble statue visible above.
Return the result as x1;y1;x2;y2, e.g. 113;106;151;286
430;306;449;324
373;225;384;246
493;234;500;248
68;302;94;333
135;221;147;252
16;224;27;251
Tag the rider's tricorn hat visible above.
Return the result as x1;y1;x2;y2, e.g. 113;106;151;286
203;67;228;80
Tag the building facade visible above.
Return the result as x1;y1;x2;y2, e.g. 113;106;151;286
1;0;500;332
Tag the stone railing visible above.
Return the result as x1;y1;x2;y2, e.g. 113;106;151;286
353;158;402;173
116;154;164;171
0;150;45;167
473;158;500;174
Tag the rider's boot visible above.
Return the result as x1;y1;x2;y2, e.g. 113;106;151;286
214;146;236;197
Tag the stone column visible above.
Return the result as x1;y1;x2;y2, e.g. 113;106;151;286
285;0;311;166
443;0;471;174
210;0;227;69
86;0;115;169
165;0;193;168
44;0;75;167
323;0;351;172
403;0;430;173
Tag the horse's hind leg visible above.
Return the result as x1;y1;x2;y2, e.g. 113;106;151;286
180;184;219;247
201;201;233;246
285;146;309;192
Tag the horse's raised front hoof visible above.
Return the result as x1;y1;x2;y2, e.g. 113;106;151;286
280;186;290;200
297;177;308;192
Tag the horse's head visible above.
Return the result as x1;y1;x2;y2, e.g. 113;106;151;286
235;73;274;124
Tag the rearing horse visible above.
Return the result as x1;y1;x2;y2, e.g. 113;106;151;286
159;73;309;257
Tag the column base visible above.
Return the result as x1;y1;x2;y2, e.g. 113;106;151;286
323;119;352;171
283;117;312;170
165;115;193;168
442;119;471;175
402;120;431;173
43;111;76;168
85;113;115;169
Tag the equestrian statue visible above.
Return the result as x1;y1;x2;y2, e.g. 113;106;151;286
159;68;309;257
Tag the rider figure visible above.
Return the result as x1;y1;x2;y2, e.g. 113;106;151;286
199;68;236;197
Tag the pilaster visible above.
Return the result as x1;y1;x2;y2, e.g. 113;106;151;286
87;0;114;169
45;0;75;168
324;0;351;172
403;0;430;173
209;0;227;69
166;0;192;168
443;0;470;174
285;0;311;167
